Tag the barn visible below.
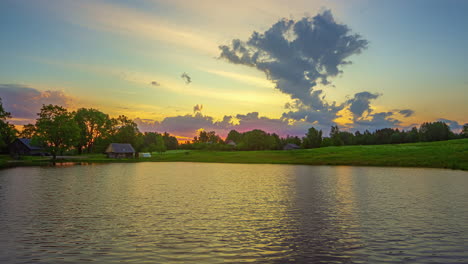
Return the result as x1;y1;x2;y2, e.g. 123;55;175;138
9;138;46;157
105;143;135;158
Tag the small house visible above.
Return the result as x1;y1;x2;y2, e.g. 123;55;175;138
225;140;237;147
105;143;135;158
9;138;46;157
283;143;300;150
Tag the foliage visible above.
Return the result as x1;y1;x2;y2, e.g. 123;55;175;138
193;130;223;144
74;108;112;154
302;127;322;148
19;124;36;139
0;98;17;152
33;104;79;159
419;122;452;142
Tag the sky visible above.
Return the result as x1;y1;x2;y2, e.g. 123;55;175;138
0;0;467;140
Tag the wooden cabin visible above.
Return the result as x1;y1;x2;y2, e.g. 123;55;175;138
105;143;135;158
283;143;301;150
9;138;46;157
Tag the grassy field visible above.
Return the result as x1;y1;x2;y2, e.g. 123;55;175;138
2;139;468;170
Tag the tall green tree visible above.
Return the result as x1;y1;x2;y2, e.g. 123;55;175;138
33;105;79;160
74;108;111;154
226;130;242;143
419;122;451;142
112;115;143;150
302;127;322;148
0;98;17;151
162;132;178;150
330;125;344;146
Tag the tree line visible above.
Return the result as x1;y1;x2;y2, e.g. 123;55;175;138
1;98;467;156
180;122;468;151
0;100;178;159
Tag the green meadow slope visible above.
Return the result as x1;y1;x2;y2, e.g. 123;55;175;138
1;139;467;171
152;139;468;170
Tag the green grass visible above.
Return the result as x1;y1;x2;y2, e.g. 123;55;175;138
2;139;468;170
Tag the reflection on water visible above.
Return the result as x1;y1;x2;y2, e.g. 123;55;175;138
0;163;467;263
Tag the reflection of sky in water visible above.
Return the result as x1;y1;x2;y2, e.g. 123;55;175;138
0;163;468;263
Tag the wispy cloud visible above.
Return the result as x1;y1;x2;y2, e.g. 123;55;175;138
202;68;274;89
54;0;220;55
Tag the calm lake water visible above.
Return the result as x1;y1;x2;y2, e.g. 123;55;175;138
1;163;467;263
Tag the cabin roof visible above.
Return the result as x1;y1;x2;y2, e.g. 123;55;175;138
283;143;300;150
105;143;135;153
17;138;43;150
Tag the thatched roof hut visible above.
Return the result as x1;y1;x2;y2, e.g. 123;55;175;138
105;143;135;158
283;143;300;150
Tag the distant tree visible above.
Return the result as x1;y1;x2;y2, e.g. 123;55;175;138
321;137;333;147
282;135;302;147
462;124;468;138
0;98;17;152
242;129;272;150
19;124;36;139
141;132;169;153
330;125;344;146
419;122;450;142
339;131;355;145
33;105;79;160
405;127;420;143
226;129;242;143
162;132;178;150
194;130;223;144
112;115;142;149
74;108;111;154
302;127;322;148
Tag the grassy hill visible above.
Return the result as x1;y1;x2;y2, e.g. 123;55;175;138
1;139;467;171
152;139;468;170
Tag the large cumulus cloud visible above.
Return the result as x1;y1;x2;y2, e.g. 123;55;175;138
219;10;416;131
0;84;71;124
219;10;368;124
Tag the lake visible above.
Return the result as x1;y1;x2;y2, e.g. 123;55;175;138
1;163;467;263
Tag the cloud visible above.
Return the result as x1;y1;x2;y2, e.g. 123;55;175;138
181;72;192;84
55;1;219;55
135;111;331;139
347;92;380;118
352;111;401;132
219;10;368;108
0;84;72;124
201;68;274;89
219;10;370;129
193;104;203;113
399;109;414;117
437;118;464;132
150;81;160;86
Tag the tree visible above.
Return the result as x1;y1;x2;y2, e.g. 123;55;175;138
193;130;223;144
302;127;322;148
330;125;344;146
112;115;142;149
33;105;79;160
19;124;36;139
141;132;167;153
419;122;450;142
162;132;178;150
0;98;17;151
462;124;468;138
226;130;242;143
74;108;111;154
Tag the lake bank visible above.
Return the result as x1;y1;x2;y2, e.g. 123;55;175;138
1;139;467;171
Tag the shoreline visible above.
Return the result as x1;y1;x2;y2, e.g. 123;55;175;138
2;139;467;171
